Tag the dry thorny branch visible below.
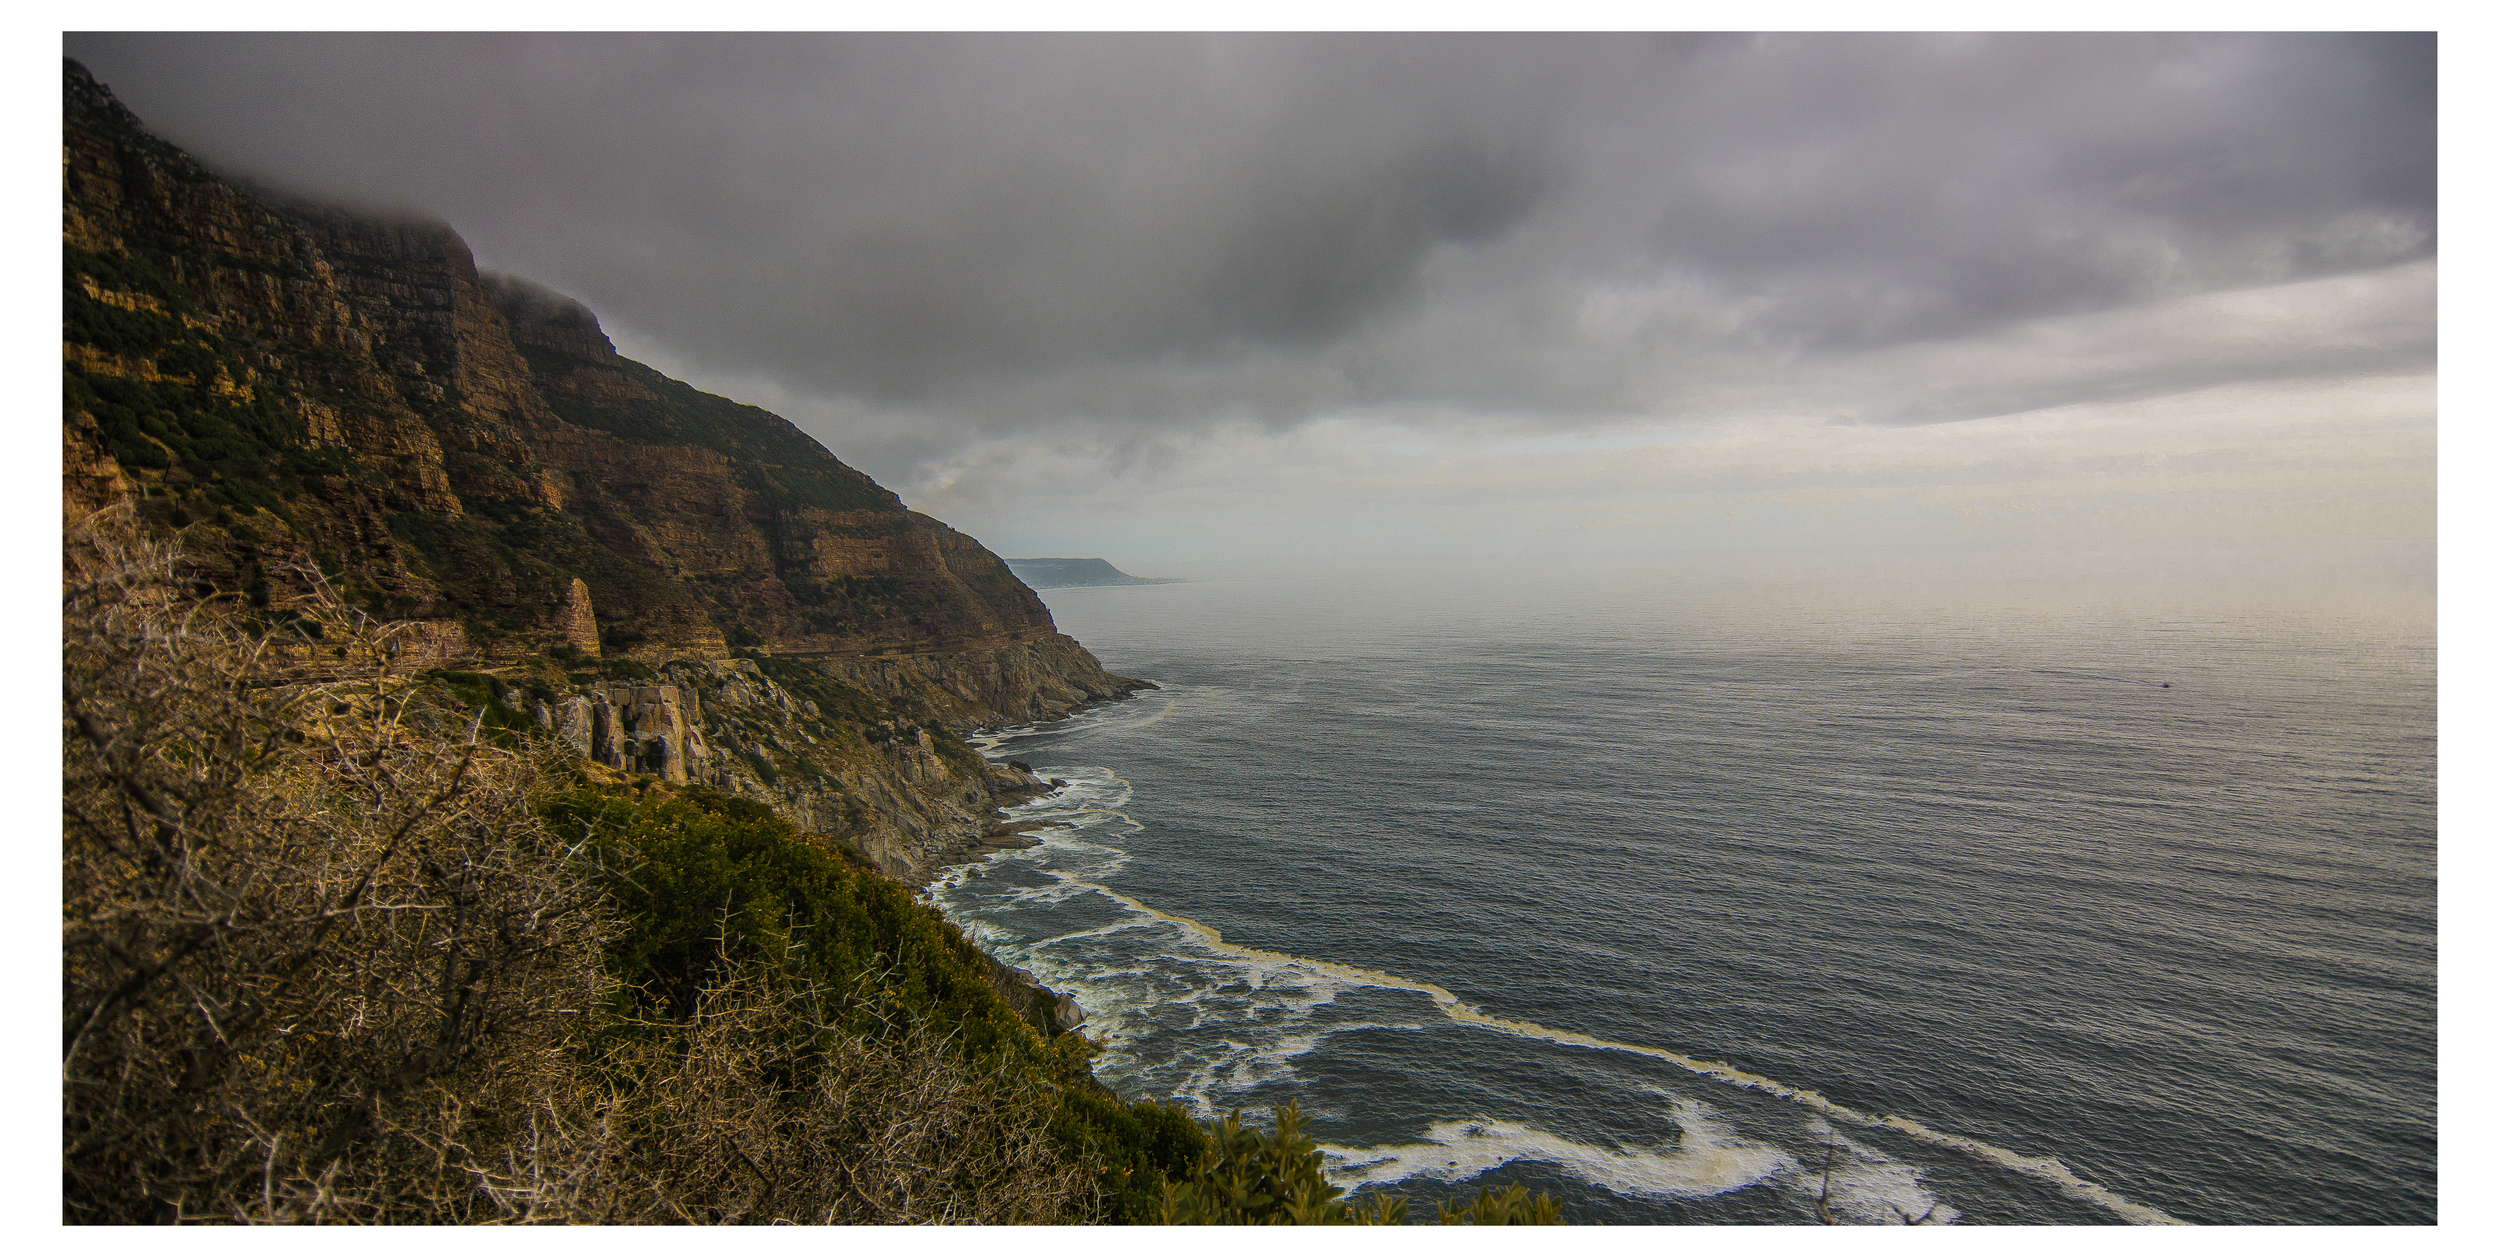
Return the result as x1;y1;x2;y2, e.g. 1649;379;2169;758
455;965;1095;1225
63;509;606;1222
62;510;1093;1223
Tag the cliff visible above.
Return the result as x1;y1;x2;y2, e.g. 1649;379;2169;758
61;59;1147;878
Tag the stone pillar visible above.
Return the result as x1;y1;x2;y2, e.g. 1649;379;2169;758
560;577;602;659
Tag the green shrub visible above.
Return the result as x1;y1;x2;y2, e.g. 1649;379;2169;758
63;519;604;1223
1156;1104;1410;1225
1439;1183;1568;1225
1153;1104;1567;1226
540;785;1211;1220
601;657;658;682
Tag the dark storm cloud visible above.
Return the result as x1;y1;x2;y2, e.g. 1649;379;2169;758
63;32;2435;459
1610;33;2437;349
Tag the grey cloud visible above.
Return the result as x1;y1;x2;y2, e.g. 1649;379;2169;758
63;32;2435;476
68;35;1566;390
1559;34;2435;351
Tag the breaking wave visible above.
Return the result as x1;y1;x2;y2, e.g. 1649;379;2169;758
930;756;2184;1226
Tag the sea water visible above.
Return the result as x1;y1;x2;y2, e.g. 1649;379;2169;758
930;549;2435;1225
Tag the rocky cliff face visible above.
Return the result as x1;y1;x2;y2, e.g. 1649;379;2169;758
62;59;1149;878
490;275;1061;659
486;656;1050;877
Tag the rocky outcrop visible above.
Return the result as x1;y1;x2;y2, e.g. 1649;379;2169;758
276;202;564;514
62;61;454;616
536;695;594;758
512;655;1066;878
587;685;701;783
987;959;1088;1039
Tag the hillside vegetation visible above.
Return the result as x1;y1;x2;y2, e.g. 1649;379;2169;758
64;519;1559;1224
60;516;1165;1222
59;56;1563;1225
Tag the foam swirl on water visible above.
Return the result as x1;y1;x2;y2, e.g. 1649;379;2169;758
933;753;2186;1226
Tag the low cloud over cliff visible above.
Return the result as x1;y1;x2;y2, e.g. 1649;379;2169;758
63;32;2438;566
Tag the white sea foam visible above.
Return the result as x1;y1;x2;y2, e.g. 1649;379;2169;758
949;729;2182;1225
1033;919;1164;947
1317;1096;1952;1224
1321;1101;1788;1202
1804;1130;1963;1226
1418;979;2183;1224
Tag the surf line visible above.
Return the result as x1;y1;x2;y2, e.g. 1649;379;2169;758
1045;869;2186;1227
969;681;1182;756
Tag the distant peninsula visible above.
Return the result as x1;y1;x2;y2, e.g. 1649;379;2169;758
1006;558;1184;589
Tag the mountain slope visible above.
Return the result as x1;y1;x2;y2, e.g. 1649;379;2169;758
494;276;1055;656
61;58;1124;722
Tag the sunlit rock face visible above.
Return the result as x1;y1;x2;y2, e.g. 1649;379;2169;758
492;276;1065;659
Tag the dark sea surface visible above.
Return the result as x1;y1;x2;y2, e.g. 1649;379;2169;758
931;555;2435;1225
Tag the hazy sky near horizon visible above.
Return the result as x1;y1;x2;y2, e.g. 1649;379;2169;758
62;32;2437;575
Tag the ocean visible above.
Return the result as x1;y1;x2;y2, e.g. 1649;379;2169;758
933;551;2436;1225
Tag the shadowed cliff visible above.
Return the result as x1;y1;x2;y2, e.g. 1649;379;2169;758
62;57;1097;696
62;55;1153;876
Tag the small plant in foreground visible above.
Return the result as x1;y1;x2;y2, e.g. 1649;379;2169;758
1153;1102;1569;1224
1439;1182;1567;1225
1156;1103;1409;1225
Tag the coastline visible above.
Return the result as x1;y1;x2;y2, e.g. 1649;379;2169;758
912;695;1167;1043
894;607;2419;1225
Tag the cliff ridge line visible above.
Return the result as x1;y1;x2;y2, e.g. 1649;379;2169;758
62;56;1150;877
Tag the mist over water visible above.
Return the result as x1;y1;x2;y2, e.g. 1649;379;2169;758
932;546;2434;1224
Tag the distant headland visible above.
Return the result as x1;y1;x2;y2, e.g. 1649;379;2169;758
1006;558;1185;589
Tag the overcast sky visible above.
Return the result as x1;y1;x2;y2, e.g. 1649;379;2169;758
62;33;2436;576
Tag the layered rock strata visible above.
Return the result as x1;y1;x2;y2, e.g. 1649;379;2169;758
63;60;1089;679
62;58;1151;883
